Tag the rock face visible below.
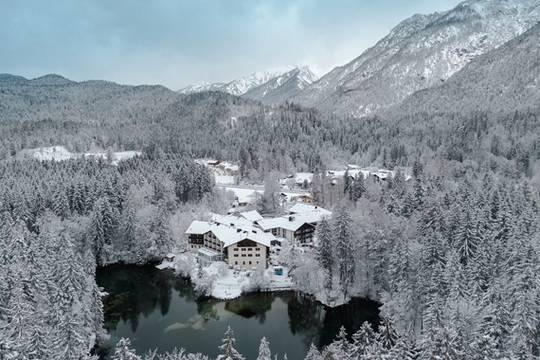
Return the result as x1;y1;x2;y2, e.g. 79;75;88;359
292;0;540;118
242;66;318;104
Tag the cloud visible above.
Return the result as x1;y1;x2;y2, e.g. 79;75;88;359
0;0;461;89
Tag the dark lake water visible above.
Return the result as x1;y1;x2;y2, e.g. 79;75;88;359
96;264;380;360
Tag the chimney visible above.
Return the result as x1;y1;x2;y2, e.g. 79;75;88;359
289;216;294;222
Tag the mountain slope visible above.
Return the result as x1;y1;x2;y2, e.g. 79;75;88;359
293;0;540;117
242;66;318;104
394;22;540;115
178;68;291;96
0;74;180;124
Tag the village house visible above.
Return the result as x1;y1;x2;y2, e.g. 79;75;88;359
185;211;272;269
255;204;331;246
185;206;331;269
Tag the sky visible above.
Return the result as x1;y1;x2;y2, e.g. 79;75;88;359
1;0;462;89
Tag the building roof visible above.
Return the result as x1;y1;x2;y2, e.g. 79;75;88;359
212;213;254;229
257;204;331;232
186;217;272;249
185;220;211;235
257;215;314;232
239;210;263;222
288;203;331;216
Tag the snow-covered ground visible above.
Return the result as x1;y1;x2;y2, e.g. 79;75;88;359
156;253;294;300
18;146;141;165
214;175;236;185
221;186;263;205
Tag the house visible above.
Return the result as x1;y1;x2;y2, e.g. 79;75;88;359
185;206;331;268
256;204;331;246
185;212;272;270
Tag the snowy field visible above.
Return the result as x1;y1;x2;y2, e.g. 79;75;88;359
18;146;141;165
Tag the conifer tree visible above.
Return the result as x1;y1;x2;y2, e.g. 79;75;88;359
256;337;272;360
217;327;245;360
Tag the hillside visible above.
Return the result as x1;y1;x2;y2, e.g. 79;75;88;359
292;0;540;117
393;21;540;115
242;66;318;104
0;74;180;124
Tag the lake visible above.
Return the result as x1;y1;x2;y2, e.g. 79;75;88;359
96;264;380;359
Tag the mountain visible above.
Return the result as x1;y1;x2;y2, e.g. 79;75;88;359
242;66;319;104
178;68;292;96
30;74;75;86
394;21;540;115
292;0;540;118
0;74;180;124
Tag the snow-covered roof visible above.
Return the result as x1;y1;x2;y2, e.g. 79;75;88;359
257;215;313;232
256;204;331;232
288;203;331;216
185;220;211;235
212;213;254;229
239;210;263;222
186;216;272;248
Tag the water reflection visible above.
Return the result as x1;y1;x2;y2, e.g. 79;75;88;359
96;265;380;359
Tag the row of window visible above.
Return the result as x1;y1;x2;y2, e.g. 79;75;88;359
234;260;260;266
233;253;261;257
233;247;259;252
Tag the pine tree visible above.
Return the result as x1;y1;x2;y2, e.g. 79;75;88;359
112;338;141;360
316;218;334;293
217;327;245;360
256;337;271;360
304;344;323;360
333;206;355;298
52;186;70;220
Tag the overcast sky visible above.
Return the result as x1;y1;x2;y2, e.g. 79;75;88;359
1;0;462;89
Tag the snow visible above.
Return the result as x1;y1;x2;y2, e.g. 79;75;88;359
20;146;141;165
185;220;211;235
239;210;263;222
295;172;314;184
223;187;262;205
215;175;235;185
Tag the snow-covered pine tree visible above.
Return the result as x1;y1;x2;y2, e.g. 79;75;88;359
256;337;272;360
112;338;141;360
217;326;245;360
316;218;334;293
333;206;355;298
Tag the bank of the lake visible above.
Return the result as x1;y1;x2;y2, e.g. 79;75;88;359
96;264;380;359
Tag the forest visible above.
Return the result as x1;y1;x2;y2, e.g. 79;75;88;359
0;69;539;360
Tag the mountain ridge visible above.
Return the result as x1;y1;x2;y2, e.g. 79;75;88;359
291;0;540;117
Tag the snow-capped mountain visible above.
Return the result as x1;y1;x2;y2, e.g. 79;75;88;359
242;66;319;104
293;0;540;118
394;21;540;116
178;68;293;96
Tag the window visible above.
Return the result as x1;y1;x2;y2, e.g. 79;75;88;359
234;254;238;257
255;254;260;257
241;254;246;257
242;261;245;265
256;261;259;264
248;254;252;257
248;261;252;265
235;261;238;265
234;248;238;251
